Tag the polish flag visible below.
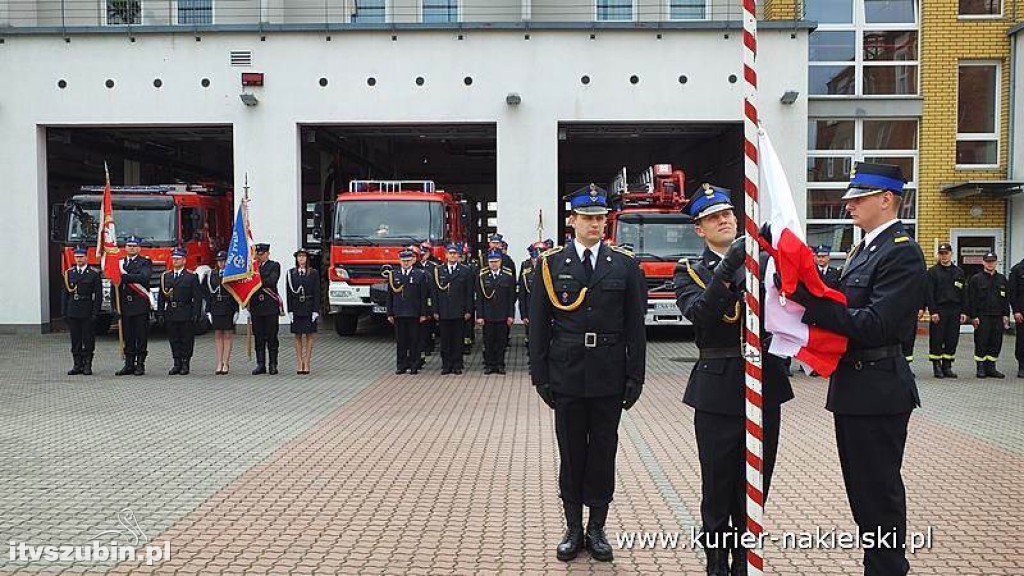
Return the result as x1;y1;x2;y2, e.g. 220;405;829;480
97;162;122;286
757;129;848;377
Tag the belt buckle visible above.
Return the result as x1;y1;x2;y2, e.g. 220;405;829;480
299;295;306;302
584;332;597;348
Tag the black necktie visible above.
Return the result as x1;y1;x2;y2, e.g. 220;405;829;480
583;249;594;283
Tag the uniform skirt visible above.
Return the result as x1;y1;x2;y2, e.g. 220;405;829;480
290;314;318;334
211;314;236;332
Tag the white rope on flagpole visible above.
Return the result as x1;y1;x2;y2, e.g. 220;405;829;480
741;0;765;573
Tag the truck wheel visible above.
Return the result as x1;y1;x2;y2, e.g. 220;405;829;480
334;313;360;336
95;315;112;336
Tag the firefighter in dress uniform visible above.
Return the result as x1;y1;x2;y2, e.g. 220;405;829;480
430;244;474;375
386;249;428;374
158;247;202;375
925;242;966;378
1010;255;1024;378
518;242;544;363
814;244;841;289
205;251;239;375
417;241;440;368
674;184;794;575
529;184;646;563
287;248;321;375
461;243;479;353
789;162;926;576
249;243;282;375
964;251;1010;378
63;246;103;376
116;236;153;376
476;249;516;375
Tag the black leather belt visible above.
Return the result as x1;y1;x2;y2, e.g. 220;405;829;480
699;347;741;360
554;331;621;348
841;344;903;364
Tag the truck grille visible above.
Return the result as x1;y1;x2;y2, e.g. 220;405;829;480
646;277;674;293
149;264;167;288
342;264;386;280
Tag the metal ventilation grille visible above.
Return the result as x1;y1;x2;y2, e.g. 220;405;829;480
230;51;252;67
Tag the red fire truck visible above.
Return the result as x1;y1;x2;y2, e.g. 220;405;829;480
606;164;704;327
327;180;471;336
51;183;234;334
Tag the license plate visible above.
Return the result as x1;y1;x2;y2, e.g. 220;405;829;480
656;301;677;311
372;305;386;314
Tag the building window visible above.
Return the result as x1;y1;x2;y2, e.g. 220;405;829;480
423;0;458;23
807;118;918;251
957;62;999;167
351;0;385;23
804;0;853;24
864;0;917;24
178;0;212;24
669;0;706;20
597;0;633;21
959;0;1001;16
107;0;141;24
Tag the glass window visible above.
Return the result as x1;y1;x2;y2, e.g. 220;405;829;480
956;141;998;165
351;0;385;23
898;190;917;220
810;31;856;62
863;156;915;182
863;65;918;95
809;65;856;95
863;120;918;150
809;120;855;150
423;0;458;23
808;189;849;219
597;0;632;21
959;0;1001;16
107;0;141;24
804;0;853;24
864;0;917;24
807;223;856;254
958;64;997;133
863;31;917;61
808;157;853;182
178;0;212;24
670;0;705;20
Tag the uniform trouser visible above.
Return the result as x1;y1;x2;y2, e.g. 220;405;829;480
928;308;961;361
252;314;280;366
554;393;623;507
166;320;195;361
482;322;509;369
395;317;420;370
67;316;96;362
464;316;475;345
419;317;436;355
835;413;911;576
438;319;464;370
1017;321;1024;367
122;313;149;358
973;315;1004;361
694;407;781;549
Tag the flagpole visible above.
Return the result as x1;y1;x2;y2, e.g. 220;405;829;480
741;0;766;574
243;175;254;362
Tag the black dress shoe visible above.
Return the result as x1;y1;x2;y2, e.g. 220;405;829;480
68;366;84;376
454;368;463;375
441;368;452;375
409;368;419;375
268;363;278;375
179;361;190;376
395;368;407;375
169;364;181;376
82;364;93;376
484;367;495;375
557;526;584;561
252;364;267;375
496;367;506;375
585;527;613;562
115;364;135;377
1018;367;1024;378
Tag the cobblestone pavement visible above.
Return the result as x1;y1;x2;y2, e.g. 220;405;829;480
0;324;1021;575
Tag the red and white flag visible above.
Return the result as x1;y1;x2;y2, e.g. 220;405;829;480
757;129;848;377
97;162;122;286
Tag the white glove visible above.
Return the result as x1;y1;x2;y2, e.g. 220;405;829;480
288;312;294;322
119;260;126;273
312;312;320;322
206;313;212;323
232;312;239;324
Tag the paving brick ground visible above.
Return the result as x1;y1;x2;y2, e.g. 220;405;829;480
0;323;1021;575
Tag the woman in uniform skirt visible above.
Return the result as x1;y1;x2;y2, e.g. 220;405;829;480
205;251;239;375
287;249;321;375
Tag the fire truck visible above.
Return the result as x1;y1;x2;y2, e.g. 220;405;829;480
50;183;234;334
327;179;472;336
606;164;704;327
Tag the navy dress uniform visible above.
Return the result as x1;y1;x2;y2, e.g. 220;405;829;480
430;245;474;375
158;248;202;375
462;244;480;352
674;185;794;575
116;236;154;376
204;252;239;332
815;245;841;289
249;244;282;375
476;250;516;375
796;162;925;576
925;243;965;378
63;246;103;375
286;256;321;335
964;252;1010;379
529;185;647;563
518;244;542;357
487;233;518;280
387;251;429;374
1010;256;1024;378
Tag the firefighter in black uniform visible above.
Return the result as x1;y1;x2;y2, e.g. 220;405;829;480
925;242;966;378
63;246;103;376
430;244;474;375
518;242;543;360
674;184;794;576
814;244;841;289
205;251;239;375
386;249;428;374
791;162;925;576
964;251;1010;378
487;233;517;280
1011;256;1024;378
116;236;153;376
530;184;646;563
158;247;202;375
476;249;516;374
249;243;282;375
462;243;479;353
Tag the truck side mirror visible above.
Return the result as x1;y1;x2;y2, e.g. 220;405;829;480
50;204;63;242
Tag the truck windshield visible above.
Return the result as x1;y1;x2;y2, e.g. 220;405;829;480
66;197;177;245
616;214;704;260
334;200;444;245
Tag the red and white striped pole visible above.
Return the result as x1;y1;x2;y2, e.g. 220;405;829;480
741;0;765;573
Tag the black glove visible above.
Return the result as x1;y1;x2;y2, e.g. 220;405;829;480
758;222;773;245
535;383;556;410
713;236;747;283
622;380;643;410
774;273;814;307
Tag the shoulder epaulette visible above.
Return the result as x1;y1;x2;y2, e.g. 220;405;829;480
893;235;910;244
501;266;513;274
479;269;489;276
608;244;634;258
540;245;565;258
